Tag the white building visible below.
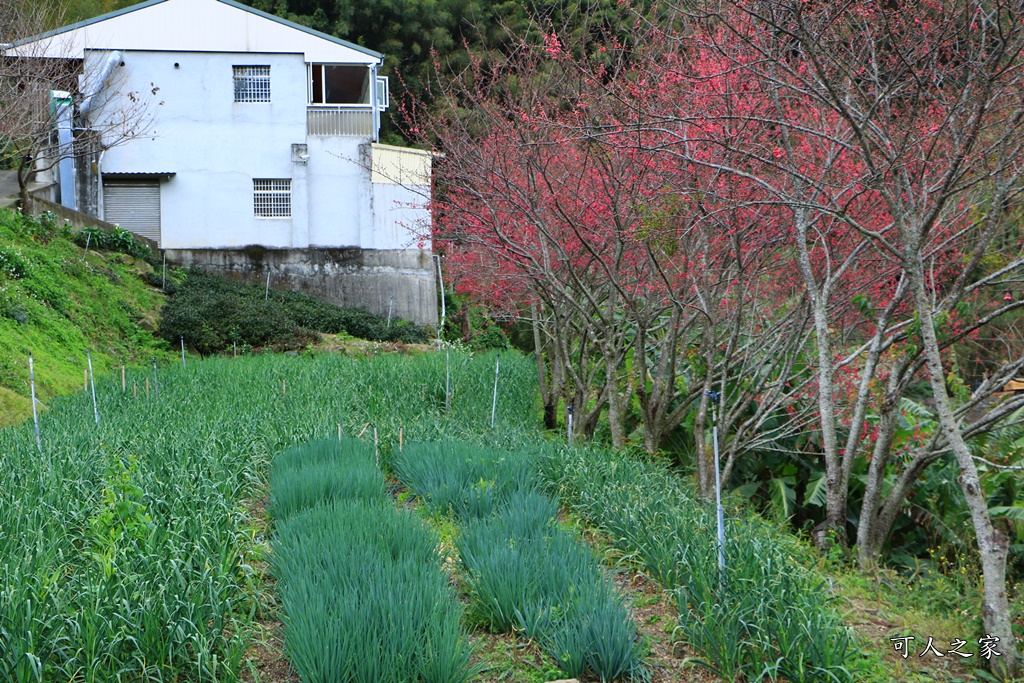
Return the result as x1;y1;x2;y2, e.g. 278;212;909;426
8;0;437;325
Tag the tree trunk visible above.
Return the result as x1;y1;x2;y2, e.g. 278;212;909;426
531;303;558;430
17;159;32;214
906;249;1019;679
794;210;845;548
855;397;900;569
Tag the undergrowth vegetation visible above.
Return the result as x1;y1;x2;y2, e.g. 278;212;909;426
158;269;431;353
0;208;168;426
392;441;647;681
271;439;474;682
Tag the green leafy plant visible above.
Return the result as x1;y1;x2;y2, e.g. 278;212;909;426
271;439;475;683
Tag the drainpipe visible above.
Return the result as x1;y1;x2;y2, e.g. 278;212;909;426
52;91;76;209
371;62;380;143
79;51;123;124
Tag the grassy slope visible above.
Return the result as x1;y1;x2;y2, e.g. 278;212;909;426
0;209;169;427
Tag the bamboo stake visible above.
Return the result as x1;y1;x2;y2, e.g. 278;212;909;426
490;354;500;428
87;352;99;425
29;353;41;452
399;427;403;452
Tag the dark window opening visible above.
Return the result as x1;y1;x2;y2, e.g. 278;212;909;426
309;65;369;104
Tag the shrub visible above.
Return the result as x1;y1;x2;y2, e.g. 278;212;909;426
158;270;431;353
72;226;153;260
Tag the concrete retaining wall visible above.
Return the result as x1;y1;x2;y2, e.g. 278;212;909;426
163;246;438;326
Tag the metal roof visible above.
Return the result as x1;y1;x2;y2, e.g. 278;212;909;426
103;172;177;179
6;0;383;64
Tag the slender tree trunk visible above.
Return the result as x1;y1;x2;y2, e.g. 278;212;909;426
855;396;900;569
793;210;844;547
604;347;626;448
906;248;1018;679
17;160;32;214
532;303;558;430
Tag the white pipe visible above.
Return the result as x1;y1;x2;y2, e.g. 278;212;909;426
79;51;122;122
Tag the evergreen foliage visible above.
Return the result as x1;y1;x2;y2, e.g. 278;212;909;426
157;269;430;354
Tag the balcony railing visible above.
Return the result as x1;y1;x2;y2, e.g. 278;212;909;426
307;106;374;137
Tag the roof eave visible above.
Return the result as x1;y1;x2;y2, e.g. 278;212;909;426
8;0;169;49
8;0;384;64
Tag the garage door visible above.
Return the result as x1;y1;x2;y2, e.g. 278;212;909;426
103;181;161;245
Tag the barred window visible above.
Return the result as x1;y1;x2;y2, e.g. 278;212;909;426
253;179;291;218
234;65;271;102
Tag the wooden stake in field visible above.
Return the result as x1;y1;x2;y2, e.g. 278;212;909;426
87;352;99;425
145;378;149;395
282;379;287;395
338;423;342;442
121;365;126;393
399;427;403;452
490;354;501;428
28;353;41;452
180;336;186;367
133;382;137;397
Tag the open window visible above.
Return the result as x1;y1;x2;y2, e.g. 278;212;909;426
309;65;369;105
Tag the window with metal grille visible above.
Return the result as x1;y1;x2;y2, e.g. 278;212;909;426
233;65;271;102
253;179;291;217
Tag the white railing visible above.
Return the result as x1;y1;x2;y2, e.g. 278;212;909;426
307;106;374;137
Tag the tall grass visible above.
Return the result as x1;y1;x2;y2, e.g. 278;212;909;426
393;441;647;682
271;439;475;683
0;350;536;681
536;445;857;683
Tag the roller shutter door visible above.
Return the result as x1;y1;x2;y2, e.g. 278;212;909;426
103;181;161;244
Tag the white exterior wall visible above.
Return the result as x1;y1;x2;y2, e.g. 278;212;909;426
90;49;314;249
369;144;432;251
306;136;364;247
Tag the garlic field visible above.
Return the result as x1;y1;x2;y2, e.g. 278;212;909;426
0;349;858;682
0;350;534;682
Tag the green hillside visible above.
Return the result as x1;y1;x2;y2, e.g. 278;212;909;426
0;208;169;427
